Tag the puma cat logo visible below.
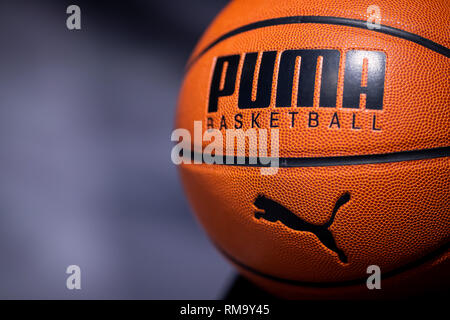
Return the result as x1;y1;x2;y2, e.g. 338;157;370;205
253;193;351;263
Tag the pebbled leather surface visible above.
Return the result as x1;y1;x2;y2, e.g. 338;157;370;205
180;158;449;283
176;0;450;297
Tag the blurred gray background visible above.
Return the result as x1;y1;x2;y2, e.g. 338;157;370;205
0;0;234;299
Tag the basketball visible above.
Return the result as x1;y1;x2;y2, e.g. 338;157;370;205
175;0;449;298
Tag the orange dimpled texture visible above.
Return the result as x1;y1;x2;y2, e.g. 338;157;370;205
176;0;450;298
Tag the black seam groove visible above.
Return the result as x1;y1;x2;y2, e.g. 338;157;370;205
215;241;449;288
185;147;450;167
186;15;450;70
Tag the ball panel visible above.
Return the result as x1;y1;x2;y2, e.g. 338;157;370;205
179;157;449;283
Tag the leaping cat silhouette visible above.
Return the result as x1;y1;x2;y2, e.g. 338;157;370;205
254;193;351;263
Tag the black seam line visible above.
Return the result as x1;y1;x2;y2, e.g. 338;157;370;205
186;16;450;70
187;147;450;167
215;240;449;288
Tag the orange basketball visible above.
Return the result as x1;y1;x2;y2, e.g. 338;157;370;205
175;0;449;298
